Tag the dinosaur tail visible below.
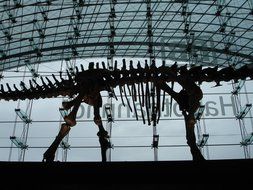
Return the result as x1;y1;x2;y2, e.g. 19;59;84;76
0;73;77;101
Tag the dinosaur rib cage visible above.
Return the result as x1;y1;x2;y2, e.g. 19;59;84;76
0;60;253;125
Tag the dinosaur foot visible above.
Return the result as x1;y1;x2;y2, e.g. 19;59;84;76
42;150;55;162
192;149;206;161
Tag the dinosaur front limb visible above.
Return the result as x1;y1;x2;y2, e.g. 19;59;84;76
43;123;71;162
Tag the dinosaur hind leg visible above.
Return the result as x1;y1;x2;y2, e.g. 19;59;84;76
183;112;205;161
43;123;71;162
93;97;110;162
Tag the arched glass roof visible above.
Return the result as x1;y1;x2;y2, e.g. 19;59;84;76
0;0;253;71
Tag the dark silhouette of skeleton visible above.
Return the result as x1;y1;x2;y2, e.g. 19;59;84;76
0;59;252;162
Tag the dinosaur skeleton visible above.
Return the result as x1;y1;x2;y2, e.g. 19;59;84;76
0;59;253;162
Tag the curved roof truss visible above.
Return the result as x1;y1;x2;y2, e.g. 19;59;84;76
0;0;253;71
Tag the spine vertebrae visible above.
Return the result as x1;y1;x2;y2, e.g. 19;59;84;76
0;59;253;101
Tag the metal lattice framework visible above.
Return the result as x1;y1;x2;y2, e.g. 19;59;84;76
0;0;253;71
0;0;253;162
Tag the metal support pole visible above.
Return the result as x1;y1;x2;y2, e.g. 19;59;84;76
18;101;33;161
195;105;209;159
231;80;252;158
9;60;39;161
105;0;117;162
105;57;114;162
146;0;158;161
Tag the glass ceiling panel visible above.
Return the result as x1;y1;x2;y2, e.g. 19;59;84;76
0;0;253;71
